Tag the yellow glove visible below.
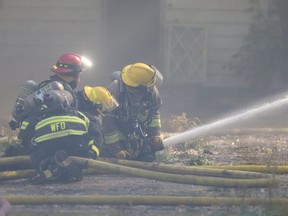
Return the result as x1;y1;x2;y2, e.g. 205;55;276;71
149;136;164;152
87;140;100;159
115;150;131;159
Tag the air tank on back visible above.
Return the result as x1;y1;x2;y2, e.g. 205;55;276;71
12;80;38;121
23;81;65;112
13;81;65;121
43;90;75;110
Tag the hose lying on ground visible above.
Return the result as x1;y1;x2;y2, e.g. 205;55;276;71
0;168;108;181
0;155;278;176
5;195;288;206
0;156;282;207
0;164;275;188
0;156;277;187
71;156;275;188
0;155;30;167
199;165;288;174
0;169;34;180
0;156;275;187
98;157;270;179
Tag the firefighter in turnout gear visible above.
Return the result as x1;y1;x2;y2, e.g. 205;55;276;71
10;52;90;129
4;52;92;158
101;63;164;162
24;86;118;184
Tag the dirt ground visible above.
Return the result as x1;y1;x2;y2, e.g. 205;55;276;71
2;131;288;215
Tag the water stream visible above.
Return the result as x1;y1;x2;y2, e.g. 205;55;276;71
164;92;288;147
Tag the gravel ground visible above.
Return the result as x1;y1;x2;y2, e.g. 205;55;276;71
1;132;288;215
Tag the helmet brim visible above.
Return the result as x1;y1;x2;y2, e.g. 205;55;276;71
51;65;74;74
83;86;93;100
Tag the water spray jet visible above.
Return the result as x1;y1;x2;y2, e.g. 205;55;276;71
164;92;288;147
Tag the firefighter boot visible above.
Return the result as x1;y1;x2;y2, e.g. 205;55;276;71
136;145;155;162
29;158;61;185
53;150;83;183
137;152;156;162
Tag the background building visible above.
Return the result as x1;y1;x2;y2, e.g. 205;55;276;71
0;0;283;124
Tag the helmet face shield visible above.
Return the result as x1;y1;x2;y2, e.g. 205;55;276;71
149;65;163;87
83;86;119;116
146;72;157;88
99;95;119;115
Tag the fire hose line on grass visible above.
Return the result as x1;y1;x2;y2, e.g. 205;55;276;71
0;169;111;181
0;156;284;206
0;155;30;166
0;155;279;177
0;156;278;187
71;156;275;188
98;157;271;179
199;165;288;174
5;195;288;206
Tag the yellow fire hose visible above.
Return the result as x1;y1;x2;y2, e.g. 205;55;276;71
0;165;275;188
1;155;288;175
199;165;288;174
0;156;285;207
0;168;108;181
0;169;34;180
98;157;271;179
70;156;275;188
5;195;288;207
0;155;30;166
1;128;287;207
0;155;276;177
0;156;277;187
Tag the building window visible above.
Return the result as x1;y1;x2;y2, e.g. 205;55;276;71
165;24;207;83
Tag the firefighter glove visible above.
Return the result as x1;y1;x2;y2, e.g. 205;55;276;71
115;150;131;159
9;119;20;131
149;136;164;152
87;140;100;159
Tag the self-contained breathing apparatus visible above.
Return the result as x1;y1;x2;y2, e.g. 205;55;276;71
126;118;151;159
10;80;75;130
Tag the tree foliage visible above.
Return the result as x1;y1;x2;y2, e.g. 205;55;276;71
228;0;285;89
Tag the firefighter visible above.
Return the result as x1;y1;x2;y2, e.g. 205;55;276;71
101;63;164;162
4;52;91;157
77;86;119;117
26;86;118;184
10;52;90;126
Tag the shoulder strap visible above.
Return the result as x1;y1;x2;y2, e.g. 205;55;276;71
38;80;50;88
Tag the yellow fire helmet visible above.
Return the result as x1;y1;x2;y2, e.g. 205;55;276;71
121;63;157;88
83;86;119;116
